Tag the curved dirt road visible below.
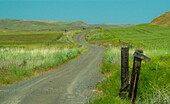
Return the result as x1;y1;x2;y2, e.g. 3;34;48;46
0;33;105;104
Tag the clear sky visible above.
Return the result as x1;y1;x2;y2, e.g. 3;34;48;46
0;0;169;24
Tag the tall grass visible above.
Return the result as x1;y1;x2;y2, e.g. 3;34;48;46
135;55;170;104
0;47;84;70
136;86;170;104
0;46;85;85
106;47;170;65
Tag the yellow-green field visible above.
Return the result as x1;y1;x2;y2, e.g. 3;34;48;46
0;31;64;48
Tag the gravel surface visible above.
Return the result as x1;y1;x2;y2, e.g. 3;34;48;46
0;33;105;104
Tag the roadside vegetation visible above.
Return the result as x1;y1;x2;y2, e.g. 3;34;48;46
86;25;170;104
0;31;86;86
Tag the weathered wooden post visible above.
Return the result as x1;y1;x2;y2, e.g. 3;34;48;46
82;27;86;30
119;47;129;98
129;49;150;103
65;29;68;32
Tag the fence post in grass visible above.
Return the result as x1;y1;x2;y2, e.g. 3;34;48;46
129;49;150;103
119;47;129;98
65;29;68;32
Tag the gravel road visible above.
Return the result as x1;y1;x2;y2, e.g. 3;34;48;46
0;33;105;104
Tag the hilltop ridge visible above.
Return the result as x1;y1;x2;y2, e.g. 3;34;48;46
0;19;135;31
70;21;88;26
149;10;170;27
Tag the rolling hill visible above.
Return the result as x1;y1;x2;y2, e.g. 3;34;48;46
0;19;135;31
149;10;170;27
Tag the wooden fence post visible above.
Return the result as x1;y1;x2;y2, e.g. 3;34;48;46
119;47;129;98
129;49;150;103
65;29;68;32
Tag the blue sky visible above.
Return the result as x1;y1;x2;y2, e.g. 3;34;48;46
0;0;169;24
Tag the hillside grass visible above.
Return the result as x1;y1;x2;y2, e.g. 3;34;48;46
149;10;170;27
86;25;170;104
0;19;86;31
0;31;86;86
0;19;135;31
0;31;64;48
86;25;170;50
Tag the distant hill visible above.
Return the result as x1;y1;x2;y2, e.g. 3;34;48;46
89;24;135;29
70;21;88;26
149;10;170;27
28;20;72;24
0;19;85;31
0;19;135;31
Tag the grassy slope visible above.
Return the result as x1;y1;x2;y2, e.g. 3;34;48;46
107;25;170;50
89;24;135;29
0;19;135;31
0;31;63;48
86;25;170;50
0;31;86;86
149;10;170;27
0;19;86;31
86;25;170;104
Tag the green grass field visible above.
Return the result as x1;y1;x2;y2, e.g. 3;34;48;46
0;31;64;48
86;25;170;50
0;30;86;86
86;25;170;104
